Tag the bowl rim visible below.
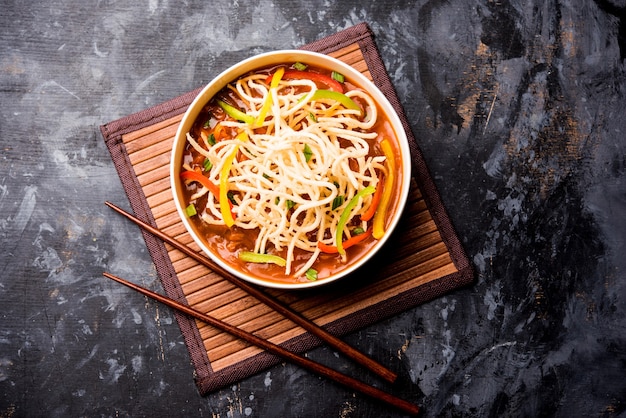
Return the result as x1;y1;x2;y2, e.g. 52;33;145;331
171;49;412;289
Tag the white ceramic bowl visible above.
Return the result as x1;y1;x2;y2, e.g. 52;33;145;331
171;50;411;289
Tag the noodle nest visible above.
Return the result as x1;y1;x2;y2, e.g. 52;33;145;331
183;69;388;279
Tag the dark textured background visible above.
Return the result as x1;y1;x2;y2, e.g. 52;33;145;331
1;1;625;417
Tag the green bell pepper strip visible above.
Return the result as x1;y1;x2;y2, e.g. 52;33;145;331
239;251;287;267
335;185;375;256
217;100;255;124
308;89;363;116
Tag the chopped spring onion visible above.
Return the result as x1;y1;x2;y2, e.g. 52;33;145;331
332;195;344;211
352;226;366;235
331;71;345;83
226;191;238;206
185;203;197;217
303;144;313;162
305;268;318;281
293;62;308;71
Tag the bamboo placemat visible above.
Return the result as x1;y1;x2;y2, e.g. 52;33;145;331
100;22;474;394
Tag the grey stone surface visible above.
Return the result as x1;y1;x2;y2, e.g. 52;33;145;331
1;1;625;416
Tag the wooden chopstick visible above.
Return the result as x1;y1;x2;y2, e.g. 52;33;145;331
102;272;419;415
104;201;398;384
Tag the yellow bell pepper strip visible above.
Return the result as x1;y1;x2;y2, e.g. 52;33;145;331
238;251;287;267
309;89;363;117
217;100;255;124
360;180;383;222
318;227;372;254
265;69;344;92
219;131;248;227
180;170;236;220
254;67;284;128
373;138;395;239
335;185;375;256
219;146;239;227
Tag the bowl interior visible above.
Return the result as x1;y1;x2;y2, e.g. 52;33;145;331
171;50;412;289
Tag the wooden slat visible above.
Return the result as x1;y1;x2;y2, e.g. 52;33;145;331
123;113;183;146
197;247;454;355
209;262;458;369
117;43;459;374
135;160;170;188
142;176;172;199
128;138;173;166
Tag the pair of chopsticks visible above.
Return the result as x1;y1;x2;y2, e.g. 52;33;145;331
103;201;420;416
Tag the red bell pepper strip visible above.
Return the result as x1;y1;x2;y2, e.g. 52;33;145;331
180;170;219;196
360;180;383;222
179;170;236;220
265;69;344;93
317;228;372;254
